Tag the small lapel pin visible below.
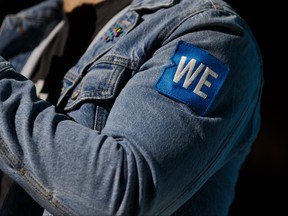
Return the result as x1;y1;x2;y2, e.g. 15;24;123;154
105;26;123;42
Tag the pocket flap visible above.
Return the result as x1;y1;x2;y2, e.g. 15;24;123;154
64;63;127;111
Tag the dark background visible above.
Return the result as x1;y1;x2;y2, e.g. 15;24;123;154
1;1;287;215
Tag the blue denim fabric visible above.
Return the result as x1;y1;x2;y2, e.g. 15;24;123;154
0;0;63;73
0;0;263;215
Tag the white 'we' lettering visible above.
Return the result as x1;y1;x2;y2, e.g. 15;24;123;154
173;56;218;99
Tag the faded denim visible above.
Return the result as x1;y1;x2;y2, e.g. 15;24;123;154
0;0;263;215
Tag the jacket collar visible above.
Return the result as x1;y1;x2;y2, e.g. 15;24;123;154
130;0;176;10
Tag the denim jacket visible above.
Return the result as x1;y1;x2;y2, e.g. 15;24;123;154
0;0;263;215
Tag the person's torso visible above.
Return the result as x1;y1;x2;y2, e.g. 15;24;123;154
0;1;262;215
0;0;235;131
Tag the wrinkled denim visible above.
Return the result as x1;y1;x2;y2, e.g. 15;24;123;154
0;0;263;215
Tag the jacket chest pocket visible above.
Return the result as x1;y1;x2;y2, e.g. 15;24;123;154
60;62;131;131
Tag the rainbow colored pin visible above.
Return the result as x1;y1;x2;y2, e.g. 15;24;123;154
105;26;123;42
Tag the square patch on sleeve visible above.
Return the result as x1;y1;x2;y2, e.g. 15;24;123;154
154;40;230;116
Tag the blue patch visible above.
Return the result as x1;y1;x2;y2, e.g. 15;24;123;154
154;41;230;116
